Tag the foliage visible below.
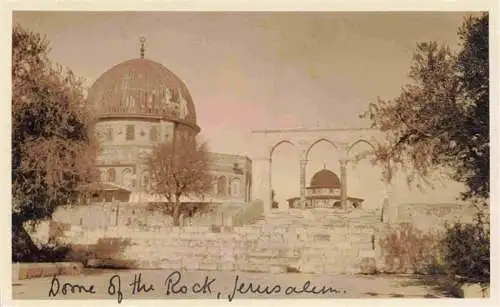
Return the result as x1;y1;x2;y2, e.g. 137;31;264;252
146;202;214;219
361;13;489;201
442;212;490;285
144;137;213;226
379;223;446;274
12;24;99;226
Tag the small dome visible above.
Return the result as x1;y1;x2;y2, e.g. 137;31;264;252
88;58;198;131
309;169;341;189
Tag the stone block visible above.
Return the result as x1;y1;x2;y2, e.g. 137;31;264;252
297;262;324;274
269;265;287;274
182;258;201;270
197;263;219;271
218;262;235;271
358;257;377;275
247;248;280;258
158;260;182;270
56;262;83;276
236;262;270;273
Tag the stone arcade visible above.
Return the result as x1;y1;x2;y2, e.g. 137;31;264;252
249;128;395;216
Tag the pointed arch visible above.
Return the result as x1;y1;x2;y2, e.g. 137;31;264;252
347;138;376;154
305;138;338;159
106;168;116;183
269;140;298;158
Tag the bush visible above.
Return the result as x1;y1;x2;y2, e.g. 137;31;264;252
442;213;489;286
379;223;446;274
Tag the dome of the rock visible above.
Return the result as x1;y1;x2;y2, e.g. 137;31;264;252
88;58;198;132
309;169;341;189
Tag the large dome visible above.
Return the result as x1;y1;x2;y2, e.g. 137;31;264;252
309;169;341;189
88;58;198;130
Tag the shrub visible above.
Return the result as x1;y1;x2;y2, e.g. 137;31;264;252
379;223;446;274
442;213;489;286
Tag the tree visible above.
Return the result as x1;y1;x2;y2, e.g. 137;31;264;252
362;13;489;285
271;189;279;208
12;25;98;261
362;13;489;203
144;137;213;226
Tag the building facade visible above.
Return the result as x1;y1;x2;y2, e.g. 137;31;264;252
88;54;252;205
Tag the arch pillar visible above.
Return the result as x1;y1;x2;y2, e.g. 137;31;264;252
299;157;308;208
251;156;272;215
340;158;348;209
338;145;349;209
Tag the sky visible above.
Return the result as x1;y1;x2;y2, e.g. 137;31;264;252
12;11;476;207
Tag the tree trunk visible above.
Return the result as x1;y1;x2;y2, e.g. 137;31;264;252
12;218;39;262
172;197;181;227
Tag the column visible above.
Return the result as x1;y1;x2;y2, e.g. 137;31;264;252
251;157;272;215
340;158;348;209
299;159;308;208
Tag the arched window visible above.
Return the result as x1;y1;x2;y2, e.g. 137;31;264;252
141;171;149;188
106;168;116;183
217;176;227;197
121;168;132;187
149;126;159;142
231;178;241;197
126;125;135;141
99;169;106;182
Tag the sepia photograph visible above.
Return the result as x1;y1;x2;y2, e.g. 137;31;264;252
5;4;495;305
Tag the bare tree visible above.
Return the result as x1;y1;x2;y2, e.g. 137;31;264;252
144;137;213;226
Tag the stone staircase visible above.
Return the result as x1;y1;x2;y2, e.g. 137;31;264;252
235;209;383;273
63;208;383;274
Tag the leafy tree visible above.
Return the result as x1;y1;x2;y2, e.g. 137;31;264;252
363;13;489;285
362;13;489;203
144;137;213;226
12;25;98;261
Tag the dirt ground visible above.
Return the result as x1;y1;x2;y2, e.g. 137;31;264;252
12;269;458;301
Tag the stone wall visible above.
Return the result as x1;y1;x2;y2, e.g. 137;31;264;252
51;201;265;229
50;209;382;274
394;203;476;231
35;202;478;275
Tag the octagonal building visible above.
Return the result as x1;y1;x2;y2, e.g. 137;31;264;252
87;53;252;206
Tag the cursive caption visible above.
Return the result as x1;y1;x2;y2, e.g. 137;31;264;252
48;270;347;303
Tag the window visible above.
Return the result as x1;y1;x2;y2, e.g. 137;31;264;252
106;168;116;183
126;125;135;140
231;178;241;197
121;168;132;187
141;171;149;188
149;126;159;142
105;127;113;141
217;176;227;197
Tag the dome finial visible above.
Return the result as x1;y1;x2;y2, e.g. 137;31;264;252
139;36;146;59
